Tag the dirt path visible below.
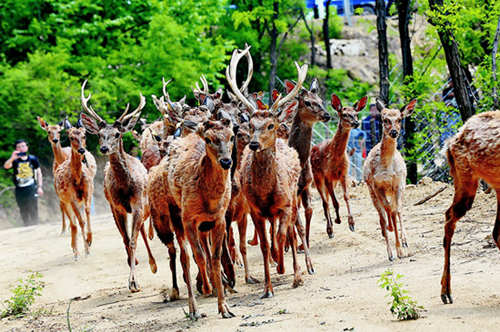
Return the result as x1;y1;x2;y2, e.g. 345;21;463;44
1;181;500;331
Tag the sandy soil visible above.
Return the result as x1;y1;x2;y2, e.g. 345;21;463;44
1;180;500;331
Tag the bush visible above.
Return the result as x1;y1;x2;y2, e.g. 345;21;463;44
1;270;45;318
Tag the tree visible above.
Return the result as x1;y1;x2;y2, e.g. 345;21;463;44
375;0;389;105
323;0;333;69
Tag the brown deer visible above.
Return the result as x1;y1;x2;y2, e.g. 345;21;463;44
80;80;157;292
362;98;416;261
440;111;500;304
227;45;307;298
148;117;235;318
54;119;95;260
310;94;367;240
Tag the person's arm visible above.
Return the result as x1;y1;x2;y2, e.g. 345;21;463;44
36;167;43;196
3;151;19;170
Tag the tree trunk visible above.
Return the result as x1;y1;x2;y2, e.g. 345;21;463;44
269;1;279;101
375;0;389;105
492;15;500;109
429;0;475;122
323;0;332;69
301;9;316;66
397;0;417;184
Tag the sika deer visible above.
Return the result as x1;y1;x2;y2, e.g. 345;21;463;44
80;80;157;292
311;94;367;240
148;117;235;319
440;111;500;304
363;98;416;261
54;119;95;260
227;45;308;298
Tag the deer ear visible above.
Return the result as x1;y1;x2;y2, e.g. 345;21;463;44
37;116;48;130
285;80;295;94
330;94;342;112
248;94;258;110
375;98;386;112
203;96;215;112
80;113;100;135
400;99;417;117
240;113;250;123
228;91;237;101
310;78;319;93
353;96;368;113
199;93;207;105
76;118;84;129
121;114;141;133
277;100;299;123
179;95;187;105
220;118;232;129
64;118;73;130
272;89;280;102
257;99;268;110
215;87;224;100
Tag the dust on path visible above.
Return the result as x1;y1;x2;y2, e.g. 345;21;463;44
1;181;500;331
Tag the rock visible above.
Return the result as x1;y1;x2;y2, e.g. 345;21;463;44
421;177;433;185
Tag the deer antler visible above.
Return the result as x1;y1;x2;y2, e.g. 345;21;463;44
162;77;173;101
269;62;308;114
81;80;104;123
192;74;210;97
240;43;253;94
226;45;257;114
121;93;146;121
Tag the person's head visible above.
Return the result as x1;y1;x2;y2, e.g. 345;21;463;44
369;104;377;117
14;139;29;153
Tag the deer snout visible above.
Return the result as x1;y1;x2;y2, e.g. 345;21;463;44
353;121;360;128
77;148;85;154
249;141;260;151
52;138;59;144
100;146;109;154
389;130;398;138
322;113;331;122
219;158;232;170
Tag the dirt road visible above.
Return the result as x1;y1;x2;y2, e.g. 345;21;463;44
1;180;500;331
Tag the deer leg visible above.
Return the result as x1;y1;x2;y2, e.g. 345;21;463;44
140;223;157;274
60;201;67;235
390;210;403;259
297;189;313;251
176;229;200;320
368;187;393;261
441;177;478;304
228;226;238;265
128;209;143;292
275;216;288;275
238;213;259;284
221;215;236;288
70;201;90;257
294;212;315;275
326;180;342;226
66;206;80;260
341;175;355;232
288;223;304;288
270;218;279;265
492;189;500;248
148;218;154;241
186;225;212;297
84;196;92;247
315;178;334;239
396;188;408;247
253;211;273;299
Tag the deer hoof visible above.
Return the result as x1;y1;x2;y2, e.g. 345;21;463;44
328;232;334;239
247;239;259;246
74;253;80;261
292;277;304;288
190;311;201;320
402;241;409;248
307;267;316;275
246;276;260;284
170;288;180;301
260;291;274;299
221;309;236;319
150;261;158;274
441;293;453;304
388;255;394;261
349;224;355;232
335;218;341;224
129;281;141;293
61;229;66;236
284;245;289;252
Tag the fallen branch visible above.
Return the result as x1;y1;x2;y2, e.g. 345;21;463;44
413;186;446;206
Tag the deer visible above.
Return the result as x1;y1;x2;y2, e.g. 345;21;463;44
310;94;367;241
362;98;416;261
80;80;157;292
227;45;308;298
147;114;235;318
53;119;95;260
440;111;500;304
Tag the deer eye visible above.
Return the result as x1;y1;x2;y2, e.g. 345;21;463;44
230;136;235;142
205;138;212;145
304;101;311;107
237;133;243;139
384;119;389;125
114;132;120;138
397;118;402;123
268;124;275;130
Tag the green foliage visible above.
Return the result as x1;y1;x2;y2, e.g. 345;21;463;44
377;269;424;320
1;270;45;318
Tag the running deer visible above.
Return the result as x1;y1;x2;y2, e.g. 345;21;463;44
54;119;95;260
148;117;235;319
363;98;416;261
227;45;308;298
80;80;157;292
311;94;367;240
440;111;500;304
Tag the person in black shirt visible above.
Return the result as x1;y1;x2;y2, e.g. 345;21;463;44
3;139;44;226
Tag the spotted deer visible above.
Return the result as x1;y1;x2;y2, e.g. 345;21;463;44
148;117;236;319
54;119;95;260
80;80;157;292
227;45;309;298
311;94;367;240
363;98;416;261
440;111;500;304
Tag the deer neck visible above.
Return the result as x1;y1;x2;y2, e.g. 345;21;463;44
380;134;397;166
51;141;67;165
289;115;313;166
251;145;278;187
109;142;132;187
199;153;228;200
70;148;84;185
328;123;351;155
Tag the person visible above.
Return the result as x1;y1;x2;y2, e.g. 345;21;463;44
347;127;365;181
3;139;43;226
361;103;381;155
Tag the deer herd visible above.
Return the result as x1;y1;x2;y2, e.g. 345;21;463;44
35;45;500;317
